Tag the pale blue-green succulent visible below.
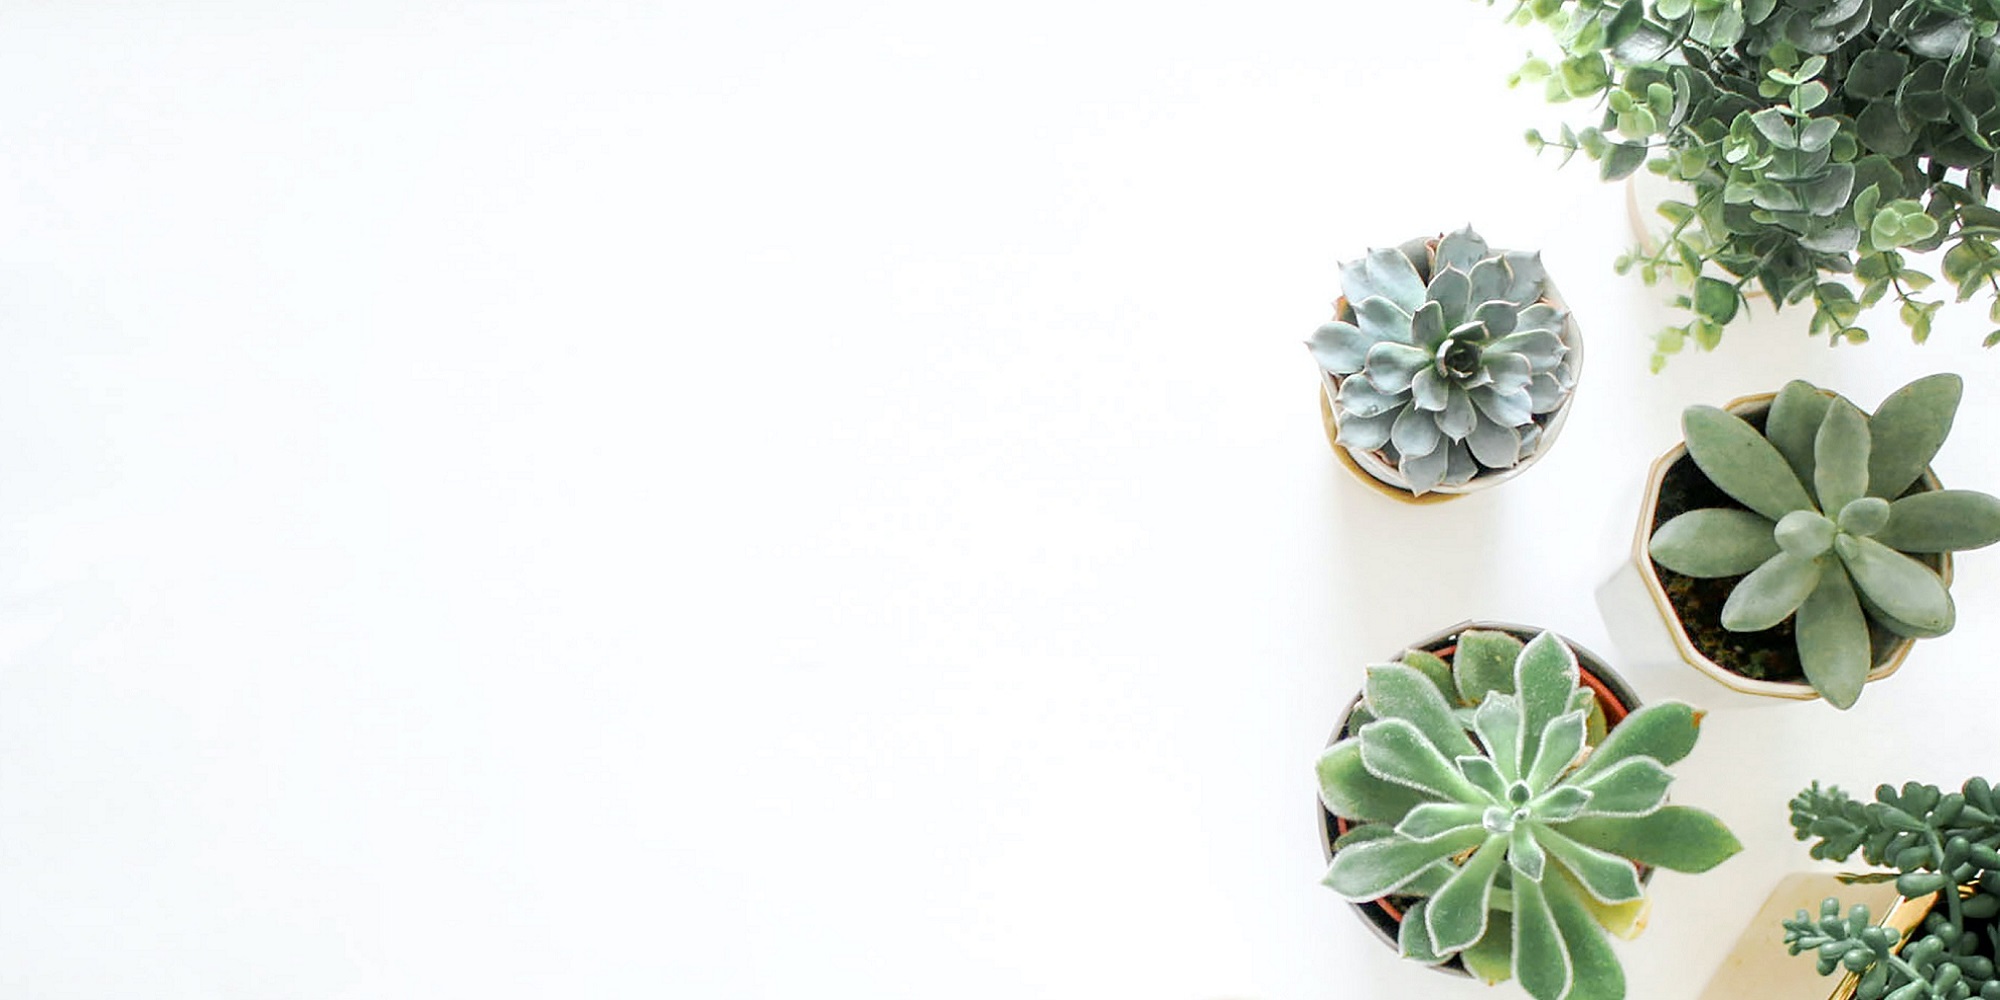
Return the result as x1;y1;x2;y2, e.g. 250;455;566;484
1319;629;1740;1000
1649;374;2000;709
1309;227;1579;495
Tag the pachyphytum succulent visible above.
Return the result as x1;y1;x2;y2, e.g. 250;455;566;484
1649;374;2000;709
1319;629;1740;1000
1309;227;1578;495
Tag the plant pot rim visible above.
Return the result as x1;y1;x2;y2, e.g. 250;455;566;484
1317;241;1584;504
1631;390;1953;701
1317;620;1643;974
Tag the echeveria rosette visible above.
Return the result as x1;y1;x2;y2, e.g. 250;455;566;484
1648;374;2000;709
1318;629;1741;1000
1310;227;1578;495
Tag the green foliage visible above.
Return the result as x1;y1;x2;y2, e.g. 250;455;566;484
1308;227;1579;494
1784;779;2000;1000
1318;629;1740;1000
1495;0;2000;363
1648;375;2000;708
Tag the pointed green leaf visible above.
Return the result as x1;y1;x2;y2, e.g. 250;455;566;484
1875;490;2000;552
1794;567;1870;709
1321;825;1488;900
1453;630;1524;705
1545;867;1628;1000
1837;535;1954;634
1867;374;1962;499
1427;834;1510;954
1559;806;1743;873
1463;913;1515;986
1365;664;1478;759
1649;509;1780;577
1766;381;1832;492
1526;711;1589;794
1720;552;1824;631
1571;701;1702;781
1514;632;1579;773
1396;802;1488;841
1342;247;1427;314
1575;758;1672;817
1309;321;1374;374
1813;398;1871;515
1512;821;1547;881
1460;756;1510;803
1360;718;1485;802
1531;785;1590;823
1474;694;1526;783
1513;876;1572;1000
1683;405;1815;520
1319;739;1433;823
1398;899;1449;964
1535;826;1644;904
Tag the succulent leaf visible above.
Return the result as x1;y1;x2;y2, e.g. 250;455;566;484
1511;822;1547;880
1794;567;1870;710
1813;398;1871;515
1683;405;1816;520
1364;342;1432;394
1433;226;1491;277
1391;405;1444;458
1571;701;1701;780
1767;381;1831;500
1720;551;1825;631
1526;711;1590;793
1835;534;1953;634
1347;247;1427;315
1468;257;1514;306
1426;267;1473;326
1473;694;1526;783
1467;419;1523;468
1866;373;1961;500
1322;824;1487;900
1319;739;1432;823
1427;834;1511;954
1397;802;1490;841
1531;785;1590;823
1439;385;1478;438
1773;510;1836;558
1365;664;1478;759
1453;629;1525;705
1397;898;1449;965
1360;718;1486;802
1398;442;1452;496
1512;876;1573;1000
1309;321;1372;373
1333;408;1395;451
1875;490;2000;551
1834;497;1889;537
1409;300;1447;351
1462;914;1514;986
1515;629;1580;752
1354;296;1415;346
1560;806;1744;873
1471;385;1533;428
1398;648;1459;704
1544;868;1627;1000
1575;758;1673;817
1535;826;1645;904
1336;375;1405;419
1651;509;1780;576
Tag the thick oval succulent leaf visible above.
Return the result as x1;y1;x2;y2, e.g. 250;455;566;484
1309;321;1373;373
1482;353;1534;393
1471;386;1533;429
1682;405;1816;520
1433;226;1490;278
1649;508;1780;577
1453;630;1524;705
1526;711;1589;793
1354;296;1415;346
1318;739;1433;824
1466;418;1523;468
1439;384;1477;439
1534;826;1644;904
1426;267;1472;328
1409;300;1448;351
1474;300;1519;337
1462;913;1515;986
1399;648;1461;705
1391;404;1444;458
1545;867;1628;1000
1766;380;1831;501
1360;718;1485;802
1558;806;1743;873
1397;802;1488;841
1794;566;1870;710
1526;373;1568;414
1473;695;1526;783
1321;825;1487;901
1468;257;1514;308
1399;442;1451;497
1334;408;1395;451
1331;821;1397;850
1366;664;1478;759
1342;247;1427;315
1875;490;2000;552
1365;341;1432;395
1459;756;1511;803
1720;552;1823;631
1502;251;1546;305
1409;366;1448;412
1867;373;1962;500
1514;302;1564;335
1834;497;1889;538
1512;876;1573;1000
1335;374;1408;420
1813;398;1871;516
1426;834;1510;954
1398;899;1449;965
1837;535;1954;634
1516;632;1578;752
1490;329;1565;373
1530;785;1590;824
1570;701;1702;780
1575;757;1672;817
1511;821;1547;880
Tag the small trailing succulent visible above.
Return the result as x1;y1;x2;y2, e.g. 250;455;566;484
1488;0;2000;366
1318;629;1740;1000
1648;373;2000;707
1309;226;1578;495
1785;779;2000;1000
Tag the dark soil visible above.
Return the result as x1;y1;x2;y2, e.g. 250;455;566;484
1647;408;1932;683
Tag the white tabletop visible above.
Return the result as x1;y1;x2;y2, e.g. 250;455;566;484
3;1;1998;997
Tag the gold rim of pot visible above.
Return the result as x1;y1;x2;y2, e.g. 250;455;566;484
1630;391;1953;701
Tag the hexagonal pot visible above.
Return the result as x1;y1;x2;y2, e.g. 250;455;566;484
1316;620;1647;974
1630;391;1951;703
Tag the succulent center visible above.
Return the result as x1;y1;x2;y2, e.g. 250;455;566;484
1775;509;1837;557
1436;337;1485;380
1838;497;1892;537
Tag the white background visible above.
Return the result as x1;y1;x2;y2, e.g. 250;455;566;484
3;1;2000;997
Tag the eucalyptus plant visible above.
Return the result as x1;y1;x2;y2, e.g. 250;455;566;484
1488;0;2000;366
1319;629;1740;1000
1785;779;2000;1000
1648;374;2000;707
1309;227;1578;494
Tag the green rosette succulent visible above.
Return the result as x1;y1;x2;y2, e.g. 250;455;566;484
1318;629;1741;1000
1310;227;1579;495
1784;779;2000;1000
1649;374;2000;708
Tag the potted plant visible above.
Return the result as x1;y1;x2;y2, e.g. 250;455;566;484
1316;622;1741;999
1307;226;1581;501
1491;0;2000;367
1638;373;2000;708
1782;778;2000;999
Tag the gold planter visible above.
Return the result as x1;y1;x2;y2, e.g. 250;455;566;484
1699;873;1938;1000
1631;391;1950;702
